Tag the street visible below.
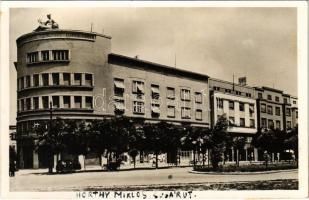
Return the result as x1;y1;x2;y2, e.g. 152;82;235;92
10;167;298;191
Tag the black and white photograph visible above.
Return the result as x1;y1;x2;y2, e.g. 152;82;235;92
1;1;308;199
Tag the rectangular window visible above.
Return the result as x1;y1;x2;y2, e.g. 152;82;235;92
74;96;82;108
246;93;251;97
151;104;160;117
52;73;59;85
181;107;191;119
181;89;191;101
27;52;39;63
52;96;59;108
52;50;69;61
275;107;281;116
25;76;31;88
293;100;297;104
235;91;241;95
195;92;202;103
296;111;298;118
240;118;245;127
63;73;70;85
276;120;281;129
239;103;244;112
20;77;24;89
151;84;160;100
225;89;232;93
261;118;267;128
214;86;220;91
167;106;175;118
229;117;235;126
261;104;266;113
26;98;31;110
287;121;291;129
229;101;234;110
114;78;125;97
258;93;263;99
33;97;39;110
166;87;175;99
268;119;274;129
42;73;49;86
195;109;202;120
41;50;50;61
284;98;288;104
33;74;39;87
286;108;291;116
133;101;145;114
267;95;272;100
267;105;273;115
217;98;223;109
85;96;93;109
250;119;255;128
132;81;145;94
74;73;82;86
63;96;71;108
21;99;25;111
85;74;93;86
275;96;279;102
249;104;255;113
42;96;49;109
114;100;125;113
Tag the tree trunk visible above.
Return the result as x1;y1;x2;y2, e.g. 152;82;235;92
133;157;136;169
155;151;158;169
193;149;196;167
202;151;205;167
207;149;210;167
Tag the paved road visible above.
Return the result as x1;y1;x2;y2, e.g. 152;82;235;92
10;167;298;191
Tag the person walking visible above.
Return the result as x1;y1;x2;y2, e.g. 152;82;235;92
9;161;16;177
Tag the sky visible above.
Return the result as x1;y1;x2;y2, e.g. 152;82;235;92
9;7;297;125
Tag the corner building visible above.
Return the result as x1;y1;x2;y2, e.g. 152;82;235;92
15;29;210;168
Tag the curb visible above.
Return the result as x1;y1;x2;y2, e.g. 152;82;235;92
188;168;298;175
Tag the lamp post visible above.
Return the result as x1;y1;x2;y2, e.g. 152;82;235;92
48;101;53;173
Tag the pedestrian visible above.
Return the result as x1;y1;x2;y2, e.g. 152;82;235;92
9;161;16;177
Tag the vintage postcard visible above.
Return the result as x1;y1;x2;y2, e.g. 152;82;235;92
0;1;308;199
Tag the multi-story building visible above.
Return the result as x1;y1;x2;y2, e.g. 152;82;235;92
290;96;298;128
209;78;258;162
15;29;210;168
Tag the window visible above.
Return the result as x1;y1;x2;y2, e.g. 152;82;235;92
275;96;279;102
52;73;59;85
114;100;125;113
217;98;223;109
267;105;273;115
268;119;274;129
246;93;251;97
166;87;175;99
85;74;93;86
195;92;202;103
25;76;30;88
293;100;297;104
181;89;191;101
52;96;59;108
74;96;82;108
249;104;254;113
286;121;291;129
33;97;39;110
85;96;93;109
275;107;280;116
63;73;70;85
114;78;125;97
261;118;267;128
296;111;298;118
151;84;160;100
20;77;24;89
229;101;234;110
286;108;291;116
214;86;220;91
167;106;175;118
276;120;281;129
52;50;69;60
41;50;50;61
250;119;255;128
26;98;31;110
42;73;49;86
27;52;39;63
240;118;245;127
235;91;241;95
225;89;232;93
229;117;235;126
74;73;82;86
239;103;244;112
42;96;49;109
195;109;202;120
21;99;25;111
133;101;145;114
132;81;145;94
63;96;70;108
284;98;288;104
267;95;272;101
261;104;266;113
151;104;160;117
33;74;39;87
181;107;191;119
258;93;263;99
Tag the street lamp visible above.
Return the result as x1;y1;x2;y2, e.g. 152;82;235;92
48;101;53;173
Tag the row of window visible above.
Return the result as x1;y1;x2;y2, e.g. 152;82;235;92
261;118;291;130
17;73;93;90
258;92;291;104
260;104;291;116
216;98;255;113
17;96;93;112
27;50;69;64
213;86;252;98
225;116;255;128
114;78;204;103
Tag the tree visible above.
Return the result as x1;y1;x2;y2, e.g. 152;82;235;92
285;125;298;166
232;137;246;166
128;149;138;168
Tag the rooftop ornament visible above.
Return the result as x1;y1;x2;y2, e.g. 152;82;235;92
34;14;59;32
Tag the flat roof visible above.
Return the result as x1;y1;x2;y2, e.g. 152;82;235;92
209;77;255;90
108;53;209;81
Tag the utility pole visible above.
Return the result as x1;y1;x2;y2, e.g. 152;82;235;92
48;101;53;173
232;74;235;91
